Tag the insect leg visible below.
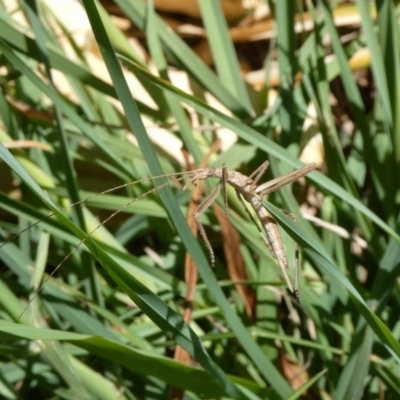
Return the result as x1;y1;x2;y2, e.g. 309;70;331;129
248;161;270;188
194;182;222;266
235;190;274;255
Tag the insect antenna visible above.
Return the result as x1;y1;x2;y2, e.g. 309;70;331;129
0;170;194;250
18;173;192;317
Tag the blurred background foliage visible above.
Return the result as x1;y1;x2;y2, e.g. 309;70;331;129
0;0;399;399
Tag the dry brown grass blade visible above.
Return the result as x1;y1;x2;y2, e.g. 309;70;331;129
279;353;309;391
171;140;221;400
5;94;54;122
3;140;52;151
171;172;201;365
213;205;256;322
169;180;201;400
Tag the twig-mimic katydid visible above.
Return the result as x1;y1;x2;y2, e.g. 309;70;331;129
185;161;316;302
1;160;315;308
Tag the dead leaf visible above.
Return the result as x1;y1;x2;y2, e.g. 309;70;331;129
280;353;309;391
213;205;256;321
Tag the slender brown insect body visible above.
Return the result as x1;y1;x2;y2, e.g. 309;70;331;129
187;161;316;301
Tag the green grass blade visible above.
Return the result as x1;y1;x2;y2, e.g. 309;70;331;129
113;0;251;118
0;321;269;398
198;1;253;113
